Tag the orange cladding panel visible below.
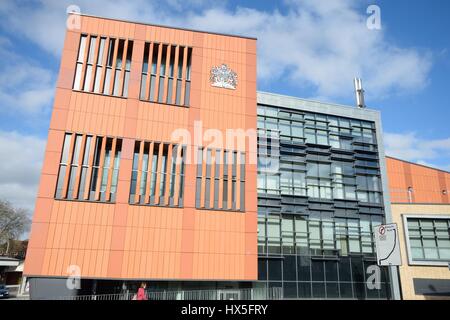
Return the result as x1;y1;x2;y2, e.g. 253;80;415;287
24;14;258;282
386;157;450;204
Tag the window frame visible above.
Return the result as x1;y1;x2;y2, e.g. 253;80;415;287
403;214;450;266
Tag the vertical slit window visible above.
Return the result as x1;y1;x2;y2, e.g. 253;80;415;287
103;38;115;94
140;43;150;100
139;142;150;197
110;140;122;198
223;150;229;209
55;133;121;203
204;149;212;208
169;145;177;198
149;43;159;101
55;133;72;198
194;148;243;211
100;138;113;195
73;35;87;90
159;144;168;199
123;41;133;97
179;146;186;204
214;149;221;209
231;151;237;210
149;143;159;198
184;47;192;106
175;46;184;105
158;45;168;103
67;134;83;199
129;141;140;202
78;135;92;199
112;39;124;96
130;141;184;207
167;46;176;104
83;36;97;91
93;37;106;93
240;152;245;211
195;147;203;208
89;137;103;199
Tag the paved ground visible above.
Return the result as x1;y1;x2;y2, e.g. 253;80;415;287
2;295;29;300
1;287;30;300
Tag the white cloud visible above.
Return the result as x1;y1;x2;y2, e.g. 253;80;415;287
0;41;55;115
0;131;46;213
184;1;432;99
0;0;432;101
0;0;440;212
0;0;214;56
384;132;450;171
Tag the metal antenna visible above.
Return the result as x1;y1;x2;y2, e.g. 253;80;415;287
354;78;366;108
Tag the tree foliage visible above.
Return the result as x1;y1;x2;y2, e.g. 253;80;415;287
0;199;31;244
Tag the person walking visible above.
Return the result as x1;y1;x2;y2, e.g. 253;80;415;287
137;282;148;300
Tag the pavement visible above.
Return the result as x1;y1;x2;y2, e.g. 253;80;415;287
1;295;29;300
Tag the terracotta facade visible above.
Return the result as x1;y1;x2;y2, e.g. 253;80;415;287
24;14;258;282
387;156;450;204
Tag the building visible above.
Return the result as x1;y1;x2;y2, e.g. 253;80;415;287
24;13;399;299
24;13;258;299
255;93;398;299
0;239;28;293
386;156;450;299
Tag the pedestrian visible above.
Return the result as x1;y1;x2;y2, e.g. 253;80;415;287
137;282;148;300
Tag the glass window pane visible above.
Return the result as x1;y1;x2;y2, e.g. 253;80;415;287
312;282;326;298
77;35;87;61
283;256;297;281
103;68;111;94
268;259;282;281
94;66;103;93
411;247;424;260
312;260;325;281
424;247;439;260
438;248;450;259
83;65;92;91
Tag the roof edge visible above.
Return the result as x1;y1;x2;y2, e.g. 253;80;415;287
386;156;450;175
70;12;258;41
257;91;381;115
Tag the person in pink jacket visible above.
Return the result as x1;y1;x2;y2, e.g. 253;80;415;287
137;282;148;300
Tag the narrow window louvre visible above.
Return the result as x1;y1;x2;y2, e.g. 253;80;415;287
129;141;185;207
78;135;92;198
82;36;96;91
140;42;150;100
94;36;104;94
103;38;115;94
129;141;140;202
184;47;192;106
123;41;133;97
55;133;72;198
73;35;87;90
67;134;83;199
54;132;121;203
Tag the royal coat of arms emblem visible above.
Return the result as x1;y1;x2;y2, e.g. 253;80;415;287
209;64;238;90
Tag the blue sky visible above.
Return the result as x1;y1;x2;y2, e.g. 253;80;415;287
0;0;449;211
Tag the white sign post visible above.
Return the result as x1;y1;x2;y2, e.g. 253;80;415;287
374;223;402;266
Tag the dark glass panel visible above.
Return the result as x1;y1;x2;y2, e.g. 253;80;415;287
283;256;297;281
297;256;311;282
311;260;325;282
268;259;282;281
